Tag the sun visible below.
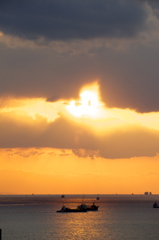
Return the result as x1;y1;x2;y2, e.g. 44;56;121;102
66;82;104;118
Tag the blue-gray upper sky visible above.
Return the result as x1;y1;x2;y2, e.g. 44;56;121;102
0;0;148;40
0;0;159;112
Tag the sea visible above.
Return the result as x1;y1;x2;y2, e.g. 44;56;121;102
0;194;159;240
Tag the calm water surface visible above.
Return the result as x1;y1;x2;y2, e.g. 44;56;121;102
0;194;159;240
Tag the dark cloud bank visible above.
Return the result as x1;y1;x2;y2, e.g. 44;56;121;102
1;0;159;113
0;0;148;41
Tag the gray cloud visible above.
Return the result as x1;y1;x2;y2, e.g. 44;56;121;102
0;0;148;41
0;112;159;159
0;1;159;113
148;1;159;18
1;40;159;113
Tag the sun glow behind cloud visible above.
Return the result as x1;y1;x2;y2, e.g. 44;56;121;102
1;82;159;134
64;82;159;133
66;82;104;118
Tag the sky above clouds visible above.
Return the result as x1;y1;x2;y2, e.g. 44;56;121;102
0;0;159;194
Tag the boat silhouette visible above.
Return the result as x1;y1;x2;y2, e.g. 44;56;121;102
57;202;99;212
153;202;159;208
57;205;87;212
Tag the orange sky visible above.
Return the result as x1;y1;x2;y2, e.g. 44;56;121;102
0;148;159;194
0;82;159;194
1;1;159;195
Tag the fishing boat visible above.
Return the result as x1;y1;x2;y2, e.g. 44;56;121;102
57;205;87;212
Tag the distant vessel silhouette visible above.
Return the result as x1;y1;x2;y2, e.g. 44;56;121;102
144;192;152;195
96;195;100;200
57;205;87;212
153;202;159;208
57;202;99;212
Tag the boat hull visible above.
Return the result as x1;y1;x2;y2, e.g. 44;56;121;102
87;206;99;211
57;209;87;212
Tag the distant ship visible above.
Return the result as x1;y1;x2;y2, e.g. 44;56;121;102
57;203;99;212
144;192;152;195
57;206;87;212
153;202;159;208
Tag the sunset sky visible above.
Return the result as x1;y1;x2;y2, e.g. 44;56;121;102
1;0;159;194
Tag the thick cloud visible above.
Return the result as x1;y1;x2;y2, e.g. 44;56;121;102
148;1;159;18
0;0;148;41
0;111;159;159
0;1;159;113
1;40;159;113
